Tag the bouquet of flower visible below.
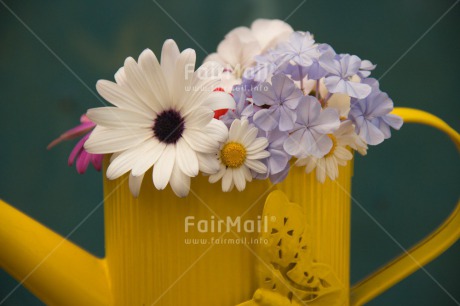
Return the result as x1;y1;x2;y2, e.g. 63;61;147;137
49;19;402;197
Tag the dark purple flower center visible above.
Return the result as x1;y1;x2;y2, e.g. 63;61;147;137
153;109;184;144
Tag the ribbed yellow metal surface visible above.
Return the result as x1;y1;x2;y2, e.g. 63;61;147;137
104;161;352;306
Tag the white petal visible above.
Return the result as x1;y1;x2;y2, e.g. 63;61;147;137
152;145;176;190
228;119;242;141
209;165;226;183
316;158;326;183
106;141;152;179
326;157;338;180
169;164;191;197
242;165;253;182
295;157;308;167
197;152;220;174
305;156;317;173
114;67;128;86
246;138;269;154
161;39;180;97
251;19;293;51
85;126;153;154
123;57;161;115
202;91;236;111
247;150;270;160
215;33;247;67
129;173;144;198
327;93;350;118
203;119;228;143
183;130;219;153
244;159;267;173
138;48;169;109
173;49;196;110
241;126;259;147
185;107;214;128
233;168;246;191
87;107;153;129
190;61;222;94
222;169;233;192
334;146;353;161
96;80;151;114
131;140;166;176
176;138;199;177
110;152;121;162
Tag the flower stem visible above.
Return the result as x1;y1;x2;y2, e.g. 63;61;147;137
315;80;320;100
298;66;305;93
323;92;332;107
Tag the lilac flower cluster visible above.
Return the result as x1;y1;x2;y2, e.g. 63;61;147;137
215;21;402;183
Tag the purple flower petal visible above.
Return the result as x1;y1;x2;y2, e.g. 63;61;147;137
374;117;391;139
271;74;300;105
68;133;89;166
322;53;372;99
47;121;96;149
253;82;277;106
309;129;333;157
342;54;362;77
272;31;317;67
365;91;393;116
253;108;280;131
311;108;340;133
91;154;104;171
76;149;92;174
269;163;290;184
284;128;305;156
252;73;303;132
358;120;385;145
296;96;321;125
382;114;403;130
268;149;290;174
278;107;296;131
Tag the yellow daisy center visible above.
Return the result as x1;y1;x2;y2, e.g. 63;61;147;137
220;142;247;168
324;134;337;158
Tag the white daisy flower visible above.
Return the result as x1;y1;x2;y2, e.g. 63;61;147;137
85;39;235;197
295;120;367;183
209;119;270;192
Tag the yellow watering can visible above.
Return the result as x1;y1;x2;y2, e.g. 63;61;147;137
0;107;459;306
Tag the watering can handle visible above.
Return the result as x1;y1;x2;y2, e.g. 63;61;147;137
350;107;460;305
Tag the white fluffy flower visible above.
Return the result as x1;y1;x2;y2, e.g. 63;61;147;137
205;19;293;91
326;91;350;119
295;120;367;183
85;39;235;197
209;119;270;192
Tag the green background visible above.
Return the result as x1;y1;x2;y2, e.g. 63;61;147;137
1;0;459;305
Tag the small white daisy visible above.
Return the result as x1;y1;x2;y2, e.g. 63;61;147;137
209;119;270;192
295;120;367;183
85;39;235;197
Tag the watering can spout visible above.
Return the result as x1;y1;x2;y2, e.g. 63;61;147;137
0;199;111;306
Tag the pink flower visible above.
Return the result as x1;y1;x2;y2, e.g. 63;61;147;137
48;114;103;174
